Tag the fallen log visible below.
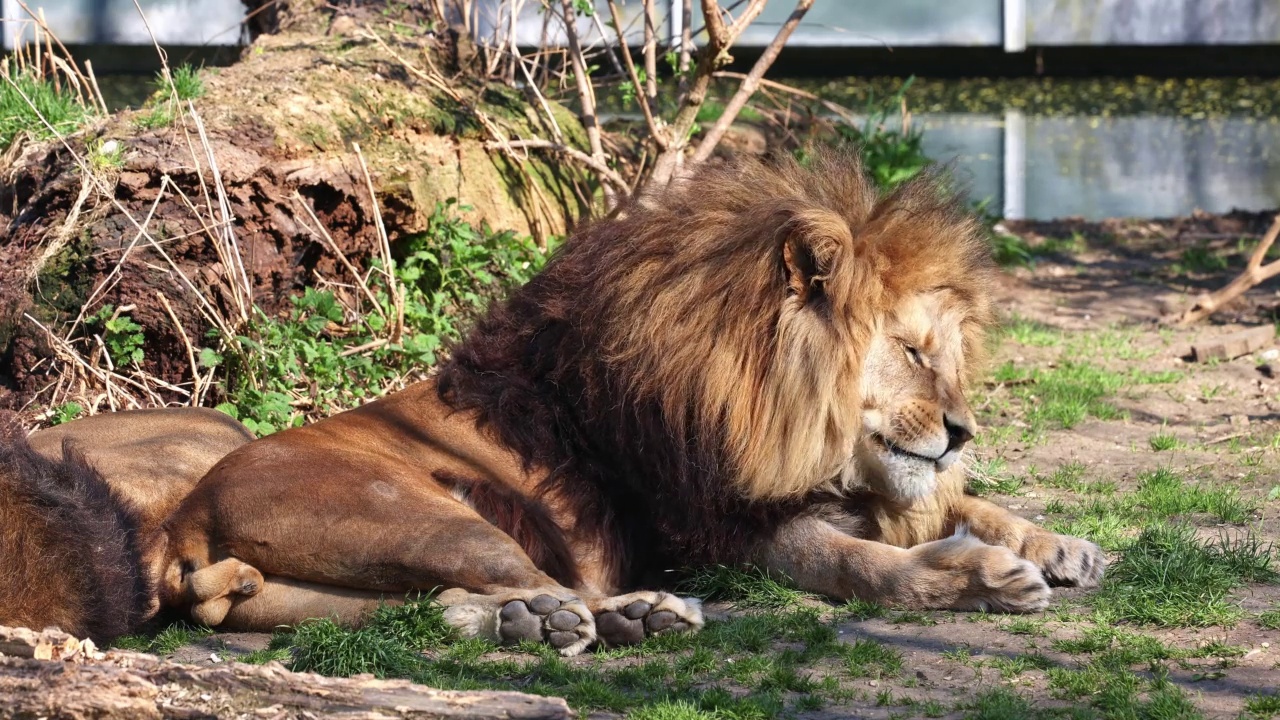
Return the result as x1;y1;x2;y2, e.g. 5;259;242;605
0;625;570;720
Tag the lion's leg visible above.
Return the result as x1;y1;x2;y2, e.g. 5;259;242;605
759;515;1051;612
950;495;1106;588
217;575;403;630
163;451;597;653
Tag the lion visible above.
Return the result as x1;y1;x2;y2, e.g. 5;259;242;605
0;408;254;639
46;150;1105;653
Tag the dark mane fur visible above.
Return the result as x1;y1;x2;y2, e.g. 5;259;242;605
436;150;993;586
0;413;151;642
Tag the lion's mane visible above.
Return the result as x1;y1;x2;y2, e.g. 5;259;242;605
437;150;994;580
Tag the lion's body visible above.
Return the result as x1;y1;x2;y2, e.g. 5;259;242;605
151;152;1104;653
1;151;1105;651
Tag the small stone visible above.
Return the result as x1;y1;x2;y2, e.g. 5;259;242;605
1263;642;1271;648
1261;348;1280;361
869;680;878;687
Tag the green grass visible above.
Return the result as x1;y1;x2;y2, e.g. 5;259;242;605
677;565;812;610
169;64;205;101
1247;693;1280;718
1;66;97;151
291;595;454;677
1002;314;1064;347
1089;523;1276;627
991;359;1180;443
840;638;903;678
1172;244;1230;276
134;63;206;129
1148;431;1183;452
1259;607;1280;629
1048;467;1257;550
112;621;213;655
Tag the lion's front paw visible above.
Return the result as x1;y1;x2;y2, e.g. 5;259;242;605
591;591;704;647
1022;532;1107;588
909;533;1051;613
439;588;596;656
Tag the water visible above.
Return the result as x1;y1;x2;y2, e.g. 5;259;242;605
918;112;1280;220
808;77;1280;221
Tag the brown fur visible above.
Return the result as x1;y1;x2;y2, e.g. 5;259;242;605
131;151;1098;653
0;413;151;642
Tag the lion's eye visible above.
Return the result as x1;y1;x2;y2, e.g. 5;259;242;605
904;345;924;366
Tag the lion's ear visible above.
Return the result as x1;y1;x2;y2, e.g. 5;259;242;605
781;208;852;305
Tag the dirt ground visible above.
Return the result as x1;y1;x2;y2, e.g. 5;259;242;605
133;214;1280;719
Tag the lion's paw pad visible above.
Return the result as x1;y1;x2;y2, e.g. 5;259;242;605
498;595;592;652
594;593;703;647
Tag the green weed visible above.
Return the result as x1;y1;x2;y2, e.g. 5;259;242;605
1259;607;1280;630
207;202;545;434
1149;431;1182;452
134;63;205;129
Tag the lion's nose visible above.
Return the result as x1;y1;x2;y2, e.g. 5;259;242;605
944;415;975;453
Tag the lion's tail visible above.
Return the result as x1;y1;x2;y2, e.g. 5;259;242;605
0;412;152;643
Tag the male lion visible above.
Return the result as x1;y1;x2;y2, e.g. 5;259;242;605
144;151;1102;654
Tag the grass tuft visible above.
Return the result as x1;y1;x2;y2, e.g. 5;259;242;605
1;66;97;150
1090;523;1276;627
677;565;812;610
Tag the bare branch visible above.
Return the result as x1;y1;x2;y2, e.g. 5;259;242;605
608;0;665;149
691;0;814;166
1175;215;1280;325
643;0;658;99
558;0;614;206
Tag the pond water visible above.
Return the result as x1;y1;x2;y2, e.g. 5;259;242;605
914;112;1280;220
807;77;1280;221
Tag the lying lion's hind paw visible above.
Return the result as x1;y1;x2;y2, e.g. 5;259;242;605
439;589;595;656
592;592;704;647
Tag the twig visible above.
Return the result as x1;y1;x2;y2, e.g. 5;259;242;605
291;191;386;318
155;291;202;407
352;142;404;343
607;0;664;150
691;0;815;166
558;0;614;207
712;70;857;124
1175;215;1280;325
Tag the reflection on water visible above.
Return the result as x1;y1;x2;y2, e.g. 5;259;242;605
920;113;1280;220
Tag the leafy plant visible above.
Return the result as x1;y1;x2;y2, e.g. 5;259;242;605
206;202;546;434
832;78;930;191
90;305;146;367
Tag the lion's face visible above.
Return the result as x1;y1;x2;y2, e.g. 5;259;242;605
848;289;979;501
